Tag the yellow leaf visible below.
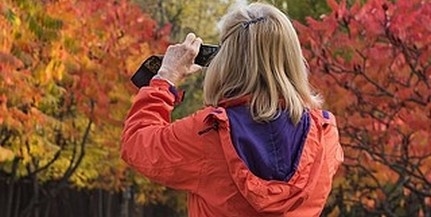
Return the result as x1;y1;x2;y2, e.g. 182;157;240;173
0;146;14;162
54;61;65;80
44;60;55;83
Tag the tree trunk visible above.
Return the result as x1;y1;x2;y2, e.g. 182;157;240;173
44;200;51;217
13;185;20;217
106;192;112;217
32;175;40;217
6;179;15;217
6;158;19;217
121;186;131;217
98;189;103;217
21;175;40;217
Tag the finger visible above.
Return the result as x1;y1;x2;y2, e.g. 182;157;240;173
186;37;202;59
188;64;203;75
184;33;196;45
191;37;203;52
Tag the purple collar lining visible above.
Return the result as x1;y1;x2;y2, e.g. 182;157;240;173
226;105;310;181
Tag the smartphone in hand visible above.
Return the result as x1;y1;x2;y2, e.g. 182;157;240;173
131;44;219;88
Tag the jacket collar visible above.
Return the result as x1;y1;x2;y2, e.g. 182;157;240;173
218;95;251;108
218;95;288;109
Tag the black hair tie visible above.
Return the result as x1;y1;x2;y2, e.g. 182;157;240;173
242;17;266;28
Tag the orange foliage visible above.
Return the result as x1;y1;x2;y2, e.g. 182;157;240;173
0;0;170;194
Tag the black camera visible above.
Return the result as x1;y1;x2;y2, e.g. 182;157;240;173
131;44;219;88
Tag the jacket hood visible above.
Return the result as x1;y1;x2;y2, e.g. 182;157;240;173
205;107;326;215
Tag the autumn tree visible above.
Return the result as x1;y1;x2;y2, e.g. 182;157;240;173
253;0;330;22
134;0;235;43
0;0;171;216
296;0;431;216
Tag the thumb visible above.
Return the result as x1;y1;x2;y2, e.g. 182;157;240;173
188;64;203;75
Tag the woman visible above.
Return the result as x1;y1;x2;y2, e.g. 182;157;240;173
121;2;343;217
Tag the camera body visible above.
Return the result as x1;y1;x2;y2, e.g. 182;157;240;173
131;44;219;88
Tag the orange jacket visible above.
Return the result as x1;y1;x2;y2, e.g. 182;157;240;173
121;79;344;217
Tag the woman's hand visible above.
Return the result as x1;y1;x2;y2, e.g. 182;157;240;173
157;33;203;85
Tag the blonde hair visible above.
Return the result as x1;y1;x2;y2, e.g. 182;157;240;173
203;2;322;124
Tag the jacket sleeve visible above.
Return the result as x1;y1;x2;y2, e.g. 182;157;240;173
121;79;204;192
